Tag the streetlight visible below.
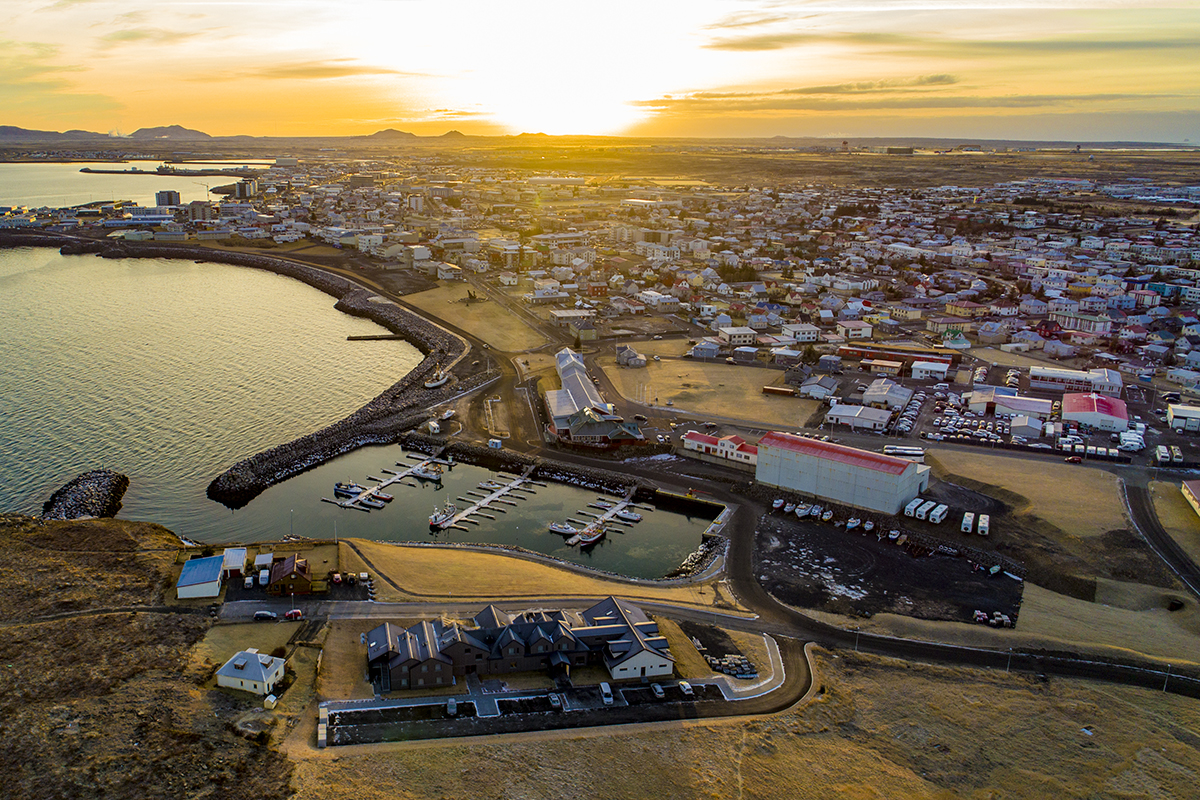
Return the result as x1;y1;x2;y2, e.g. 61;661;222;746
289;509;293;539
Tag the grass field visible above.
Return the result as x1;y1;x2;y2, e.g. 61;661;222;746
405;283;547;352
929;449;1127;539
598;356;820;428
189;621;302;676
340;540;744;612
1150;480;1200;565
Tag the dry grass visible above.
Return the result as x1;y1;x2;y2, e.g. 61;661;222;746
405;283;547;352
929;448;1127;538
340;540;747;612
654;616;710;679
598;356;820;428
967;346;1077;370
1149;480;1200;565
189;621;303;677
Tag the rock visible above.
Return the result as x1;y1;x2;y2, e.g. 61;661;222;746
41;469;130;520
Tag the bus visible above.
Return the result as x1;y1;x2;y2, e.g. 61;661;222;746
915;501;938;520
977;514;990;536
904;498;925;517
961;512;975;533
1171;445;1184;464
928;504;949;524
882;445;926;463
1156;445;1172;465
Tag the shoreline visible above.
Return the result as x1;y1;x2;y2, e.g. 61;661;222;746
0;231;480;508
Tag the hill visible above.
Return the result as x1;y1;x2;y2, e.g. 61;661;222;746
128;125;211;141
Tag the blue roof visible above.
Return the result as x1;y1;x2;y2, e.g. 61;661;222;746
177;555;225;587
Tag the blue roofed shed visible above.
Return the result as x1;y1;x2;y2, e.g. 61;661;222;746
176;555;225;599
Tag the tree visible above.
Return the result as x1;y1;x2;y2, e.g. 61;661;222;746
802;344;819;364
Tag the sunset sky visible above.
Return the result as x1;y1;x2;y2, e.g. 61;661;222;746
4;0;1199;142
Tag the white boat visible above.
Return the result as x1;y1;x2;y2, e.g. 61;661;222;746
358;496;386;510
429;502;457;528
411;464;444;482
784;503;796;514
424;368;450;389
795;504;811;518
591;500;615;509
478;480;504;490
807;505;821;517
862;520;874;533
549;522;579;535
615;509;642;522
576;526;606;546
846;518;861;531
772;498;785;510
821;509;834;522
333;481;364;497
888;529;901;540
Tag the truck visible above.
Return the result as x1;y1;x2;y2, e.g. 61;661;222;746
977;514;990;536
928;504;949;524
903;498;925;517
1156;445;1172;465
915;500;938;520
961;512;975;533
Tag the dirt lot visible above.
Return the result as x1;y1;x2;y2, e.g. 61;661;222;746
404;283;548;352
1150;480;1200;566
598;356;820;428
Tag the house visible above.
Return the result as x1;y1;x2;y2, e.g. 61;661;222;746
718;326;758;346
680;431;758;469
976;321;1009;345
176;555;224;599
216;649;286;696
836;320;872;340
780;323;820;343
690;341;720;359
615;345;647;368
267;554;314;597
797;375;839;400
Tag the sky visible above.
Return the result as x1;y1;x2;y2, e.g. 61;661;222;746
3;0;1199;142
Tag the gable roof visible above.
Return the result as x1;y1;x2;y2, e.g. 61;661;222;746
758;431;913;475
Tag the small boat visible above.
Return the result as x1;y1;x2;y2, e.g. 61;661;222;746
808;505;822;517
821;509;834;522
862;520;874;533
549;522;579;535
772;498;785;510
358;496;386;510
888;529;901;540
334;481;364;497
441;409;456;420
373;491;394;502
795;504;811;518
429;502;457;528
478;480;504;491
614;509;642;522
424;368;450;389
784;503;796;514
411;464;444;482
846;518;861;531
591;500;615;509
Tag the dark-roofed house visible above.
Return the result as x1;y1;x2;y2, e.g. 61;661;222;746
365;597;674;692
267;554;313;597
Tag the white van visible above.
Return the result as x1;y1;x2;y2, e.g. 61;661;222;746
599;682;613;705
961;512;975;533
977;514;990;536
258;568;270;586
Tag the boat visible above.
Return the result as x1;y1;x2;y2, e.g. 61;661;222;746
549;522;579;535
411;463;444;482
784;503;796;514
862;520;874;533
846;518;861;531
614;509;642;522
373;491;394;502
358;496;386;510
423;368;450;389
478;480;504;491
333;481;364;497
821;509;834;522
888;529;901;540
577;526;606;546
808;505;821;517
591;500;615;509
772;498;784;510
429;502;457;528
795;504;811;518
896;534;908;546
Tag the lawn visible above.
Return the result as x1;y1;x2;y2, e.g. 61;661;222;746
189;621;302;676
1149;480;1200;566
405;283;547;352
597;356;820;429
339;540;745;612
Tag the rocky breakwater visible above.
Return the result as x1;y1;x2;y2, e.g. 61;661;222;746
41;469;130;520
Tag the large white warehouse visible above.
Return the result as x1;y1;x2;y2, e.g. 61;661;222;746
1061;392;1129;432
756;432;931;515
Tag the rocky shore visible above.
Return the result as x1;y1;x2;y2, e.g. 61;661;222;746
41;469;130;520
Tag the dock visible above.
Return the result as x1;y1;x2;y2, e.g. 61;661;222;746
554;488;643;546
320;455;455;511
433;465;540;531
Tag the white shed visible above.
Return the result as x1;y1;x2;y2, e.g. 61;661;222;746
175;555;225;599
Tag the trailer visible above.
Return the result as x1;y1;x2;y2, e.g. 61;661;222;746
977;514;990;536
961;512;975;533
915;501;938;520
904;498;925;517
928;504;949;524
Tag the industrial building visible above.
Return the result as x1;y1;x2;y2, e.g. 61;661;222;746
1028;366;1123;396
175;555;224;599
756;432;931;515
1168;404;1200;432
544;348;644;447
1060;392;1129;432
825;404;892;431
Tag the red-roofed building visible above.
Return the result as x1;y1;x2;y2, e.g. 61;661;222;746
680;431;758;471
755;431;930;514
1060;392;1129;432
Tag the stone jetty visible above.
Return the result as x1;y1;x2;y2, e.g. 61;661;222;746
42;469;130;520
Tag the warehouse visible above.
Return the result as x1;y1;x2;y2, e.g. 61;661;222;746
756;431;931;515
1028;366;1123;396
175;555;224;599
825;403;892;431
1168;404;1200;432
1061;392;1129;432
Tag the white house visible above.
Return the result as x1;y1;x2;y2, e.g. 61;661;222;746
216;649;286;696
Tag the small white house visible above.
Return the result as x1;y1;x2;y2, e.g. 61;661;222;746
216;649;286;696
175;555;225;599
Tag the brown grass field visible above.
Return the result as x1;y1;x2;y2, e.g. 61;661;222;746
1150;480;1200;566
286;647;1200;799
598;356;820;428
404;283;548;352
339;540;745;612
189;621;303;676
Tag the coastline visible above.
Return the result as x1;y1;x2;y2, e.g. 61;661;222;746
0;231;481;509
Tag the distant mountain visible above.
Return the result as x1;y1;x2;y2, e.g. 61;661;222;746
366;128;418;139
128;125;211;141
0;125;107;142
440;130;467;139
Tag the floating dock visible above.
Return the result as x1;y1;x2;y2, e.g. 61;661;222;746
553;488;642;546
320;455;455;512
433;465;540;531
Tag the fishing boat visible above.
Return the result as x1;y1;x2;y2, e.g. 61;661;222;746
591;500;615;510
772;498;784;510
784;503;796;514
862;520;874;533
807;505;821;517
478;480;504;491
549;522;579;535
358;496;386;510
334;481;364;497
888;529;901;540
576;526;606;546
846;518;861;531
821;509;834;522
372;491;394;502
429;502;457;529
411;463;444;482
614;509;642;522
795;504;811;518
423;368;450;389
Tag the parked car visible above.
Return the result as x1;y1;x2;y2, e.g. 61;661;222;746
253;611;277;621
1065;456;1083;464
284;609;303;621
650;683;665;699
600;682;614;705
678;680;694;697
548;692;562;710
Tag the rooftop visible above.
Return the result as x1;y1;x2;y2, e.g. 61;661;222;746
758;430;912;475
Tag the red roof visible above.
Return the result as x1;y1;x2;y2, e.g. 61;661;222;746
757;431;913;475
682;431;718;446
1062;392;1128;421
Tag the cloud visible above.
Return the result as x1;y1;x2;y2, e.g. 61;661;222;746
0;40;121;115
97;27;201;49
688;74;960;100
704;10;794;31
194;59;431;82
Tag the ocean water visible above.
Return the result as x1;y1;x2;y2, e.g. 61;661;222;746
0;247;707;577
0;161;232;209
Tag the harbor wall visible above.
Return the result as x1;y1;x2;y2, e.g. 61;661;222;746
41;469;130;520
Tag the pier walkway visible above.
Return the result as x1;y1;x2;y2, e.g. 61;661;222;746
320;455;455;512
434;465;544;531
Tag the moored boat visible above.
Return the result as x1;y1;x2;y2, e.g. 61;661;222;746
784;503;796;514
577;526;606;546
846;518;861;531
334;481;364;497
772;498;784;510
795;504;811;518
862;520;874;533
888;529;901;540
412;464;444;482
614;509;642;522
429;502;457;528
821;509;834;522
424;368;450;389
549;522;579;535
358;496;386;510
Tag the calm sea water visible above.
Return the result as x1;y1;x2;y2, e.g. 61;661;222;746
0;161;253;208
0;247;706;577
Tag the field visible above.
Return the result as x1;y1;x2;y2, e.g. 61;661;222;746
339;540;745;612
286;647;1200;799
404;283;548;352
189;621;303;677
597;356;820;428
1150;480;1200;565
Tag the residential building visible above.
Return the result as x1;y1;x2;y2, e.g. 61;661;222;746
216;649;286;696
680;432;758;469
